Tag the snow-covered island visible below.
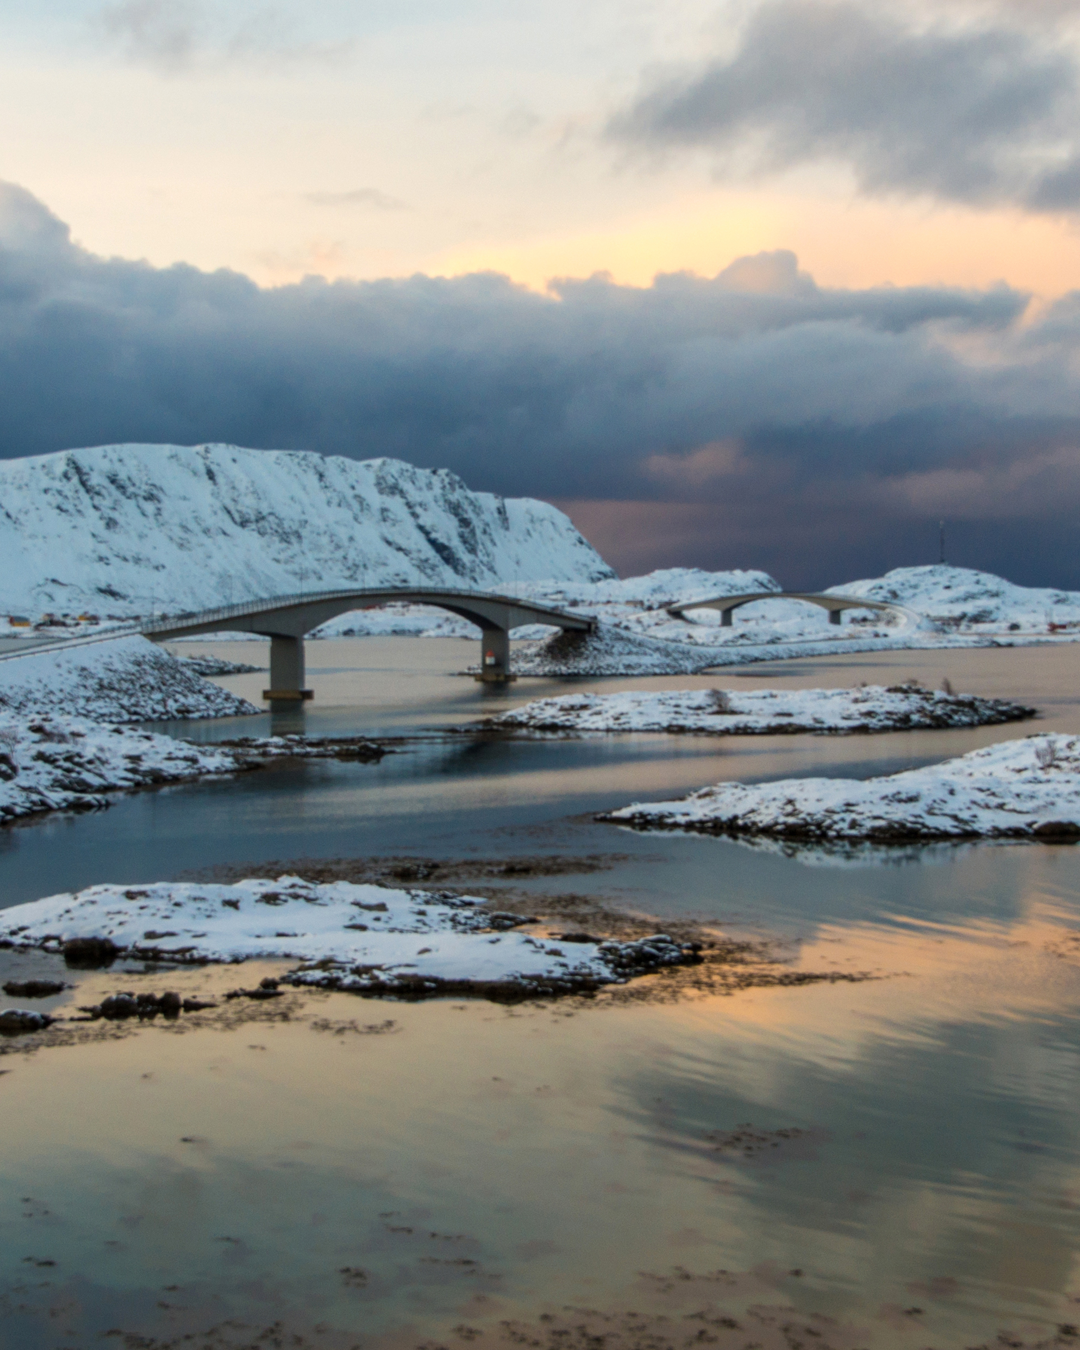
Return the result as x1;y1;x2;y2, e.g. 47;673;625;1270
601;734;1080;842
0;713;384;824
0;878;696;999
473;686;1036;736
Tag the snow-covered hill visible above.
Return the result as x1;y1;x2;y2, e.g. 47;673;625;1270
829;565;1080;632
0;443;613;616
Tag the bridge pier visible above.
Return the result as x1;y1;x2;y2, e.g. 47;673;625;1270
474;626;516;683
721;608;734;627
263;634;313;701
829;609;841;625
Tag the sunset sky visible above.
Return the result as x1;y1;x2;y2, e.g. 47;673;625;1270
4;0;1080;585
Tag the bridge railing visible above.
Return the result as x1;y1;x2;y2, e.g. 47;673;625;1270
140;586;596;636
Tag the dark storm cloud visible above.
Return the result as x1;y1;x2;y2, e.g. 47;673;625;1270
3;181;1080;586
610;0;1080;212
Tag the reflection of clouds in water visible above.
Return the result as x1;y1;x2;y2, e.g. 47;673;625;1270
609;990;1080;1324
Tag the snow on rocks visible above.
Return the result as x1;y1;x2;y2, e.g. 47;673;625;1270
475;686;1035;736
0;635;258;721
0;713;383;824
602;734;1080;843
0;878;696;999
177;652;263;677
511;624;723;676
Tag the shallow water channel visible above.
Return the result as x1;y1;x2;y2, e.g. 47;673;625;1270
2;638;1080;1349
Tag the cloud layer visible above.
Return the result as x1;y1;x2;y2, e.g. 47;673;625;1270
95;0;351;73
611;0;1080;212
3;181;1080;586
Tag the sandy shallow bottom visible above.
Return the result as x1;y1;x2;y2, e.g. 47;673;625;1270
4;640;1080;1347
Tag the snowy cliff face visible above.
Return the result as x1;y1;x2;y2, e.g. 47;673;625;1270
830;566;1080;630
0;443;614;615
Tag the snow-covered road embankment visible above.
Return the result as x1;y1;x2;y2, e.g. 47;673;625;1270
475;685;1036;736
601;734;1080;842
0;634;257;720
0;714;383;824
0;877;696;999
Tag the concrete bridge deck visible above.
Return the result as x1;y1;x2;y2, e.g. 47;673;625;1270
140;587;596;698
667;591;920;628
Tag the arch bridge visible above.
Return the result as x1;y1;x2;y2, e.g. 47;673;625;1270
141;587;596;699
667;591;917;628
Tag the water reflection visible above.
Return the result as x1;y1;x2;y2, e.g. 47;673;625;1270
3;638;1080;1346
2;927;1079;1347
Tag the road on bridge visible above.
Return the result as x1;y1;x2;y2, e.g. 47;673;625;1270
141;586;596;698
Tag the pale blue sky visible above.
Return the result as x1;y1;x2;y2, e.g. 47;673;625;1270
0;1;742;284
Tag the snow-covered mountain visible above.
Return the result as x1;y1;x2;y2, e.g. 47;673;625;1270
0;443;614;616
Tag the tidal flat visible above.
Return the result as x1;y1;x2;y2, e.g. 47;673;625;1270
1;638;1080;1348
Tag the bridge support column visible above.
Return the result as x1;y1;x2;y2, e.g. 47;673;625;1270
474;626;516;683
264;635;313;701
721;607;734;627
829;609;841;625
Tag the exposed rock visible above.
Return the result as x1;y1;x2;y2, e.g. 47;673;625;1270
2;979;66;997
0;1009;53;1034
62;936;119;968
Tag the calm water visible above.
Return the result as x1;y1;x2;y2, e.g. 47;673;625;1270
2;638;1080;1348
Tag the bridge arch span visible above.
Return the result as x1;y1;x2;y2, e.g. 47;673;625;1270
141;587;595;698
666;591;921;628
